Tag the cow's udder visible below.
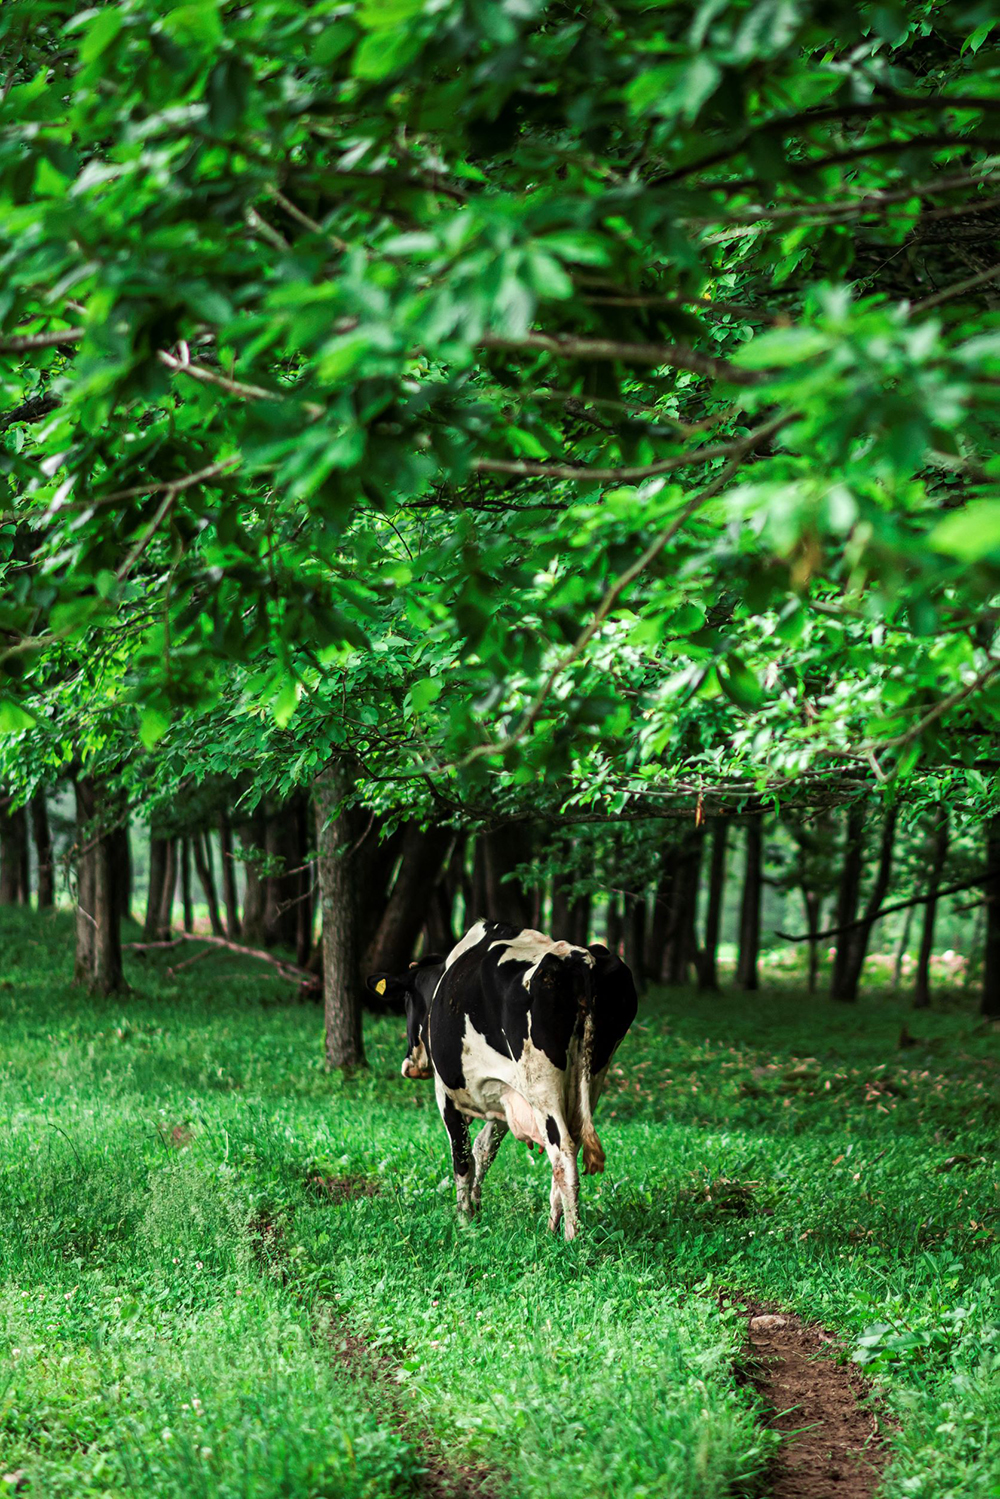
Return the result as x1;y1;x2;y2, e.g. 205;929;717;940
500;1087;545;1147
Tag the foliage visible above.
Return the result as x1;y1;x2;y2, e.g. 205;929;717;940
2;0;1000;827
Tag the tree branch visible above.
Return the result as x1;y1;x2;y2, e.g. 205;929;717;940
126;930;316;985
478;332;761;385
472;421;786;483
157;350;325;418
656;94;1000;187
0;326;85;353
0;392;59;432
912;263;1000;311
457;418;785;770
776;868;999;943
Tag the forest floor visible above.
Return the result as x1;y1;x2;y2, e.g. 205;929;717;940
1;908;998;1499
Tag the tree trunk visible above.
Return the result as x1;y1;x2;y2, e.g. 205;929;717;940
698;820;727;992
31;792;54;908
662;869;687;984
218;811;241;939
239;807;267;946
623;893;647;991
605;893;622;955
893;905;914;988
832;807;898;1003
480;825;532;926
294;797;314;969
471;835;489;920
113;822;132;923
0;795;29;904
264;796;304;949
914;808;949;1010
315;763;367;1069
359;821;406;958
424;834;462;955
73;778;123;995
180;837;194;932
158;838;177;939
551;872;571;940
736;817;763;991
802;887;822;995
644;850;675;981
145;833;169;940
981;814;1000;1018
364;823;452;975
830;804;865;1000
570;892;591;949
74;785;96;985
193;832;225;936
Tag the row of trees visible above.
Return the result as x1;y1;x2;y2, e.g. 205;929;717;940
2;768;991;1064
2;1;1000;1063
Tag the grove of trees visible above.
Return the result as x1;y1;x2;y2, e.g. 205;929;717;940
2;0;1000;1062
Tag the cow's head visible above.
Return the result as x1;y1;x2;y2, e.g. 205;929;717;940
365;955;444;1081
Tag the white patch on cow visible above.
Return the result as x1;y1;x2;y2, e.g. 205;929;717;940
443;921;488;971
488;927;594;990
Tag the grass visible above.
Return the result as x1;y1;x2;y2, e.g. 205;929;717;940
1;908;998;1499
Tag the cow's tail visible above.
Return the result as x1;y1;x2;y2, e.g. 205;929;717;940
577;987;605;1175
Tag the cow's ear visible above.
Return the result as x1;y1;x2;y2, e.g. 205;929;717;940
366;972;397;998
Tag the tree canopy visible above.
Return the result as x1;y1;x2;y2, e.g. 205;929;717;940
2;0;1000;833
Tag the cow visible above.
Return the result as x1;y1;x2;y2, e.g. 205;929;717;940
367;921;637;1239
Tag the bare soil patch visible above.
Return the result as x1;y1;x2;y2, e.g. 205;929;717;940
724;1295;891;1499
317;1308;501;1499
248;1195;497;1498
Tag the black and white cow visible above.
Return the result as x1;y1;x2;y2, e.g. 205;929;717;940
367;921;637;1239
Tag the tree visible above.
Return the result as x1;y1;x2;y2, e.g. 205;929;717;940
0;793;28;905
736;820;763;993
832;808;898;1003
914;809;949;1010
30;793;54;908
3;1;1000;1044
314;765;367;1070
73;778;123;996
697;820;728;993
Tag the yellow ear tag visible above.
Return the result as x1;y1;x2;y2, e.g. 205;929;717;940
375;979;387;995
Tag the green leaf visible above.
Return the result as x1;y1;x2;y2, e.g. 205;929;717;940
408;677;443;713
718;654;765;710
139;706;171;749
931;501;1000;561
0;699;35;734
272;675;300;728
79;9;124;65
353;26;423;79
734;327;831;370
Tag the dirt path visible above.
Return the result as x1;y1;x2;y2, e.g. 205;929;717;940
261;1196;888;1499
318;1307;500;1499
726;1296;891;1499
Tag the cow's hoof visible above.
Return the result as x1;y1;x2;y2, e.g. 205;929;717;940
582;1143;605;1175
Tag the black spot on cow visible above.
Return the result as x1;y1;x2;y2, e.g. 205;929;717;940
546;1115;560;1146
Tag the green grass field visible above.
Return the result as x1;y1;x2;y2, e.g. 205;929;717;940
1;909;998;1499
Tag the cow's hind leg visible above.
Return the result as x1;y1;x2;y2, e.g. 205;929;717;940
541;1113;580;1240
440;1095;474;1219
547;1174;564;1235
471;1120;508;1212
